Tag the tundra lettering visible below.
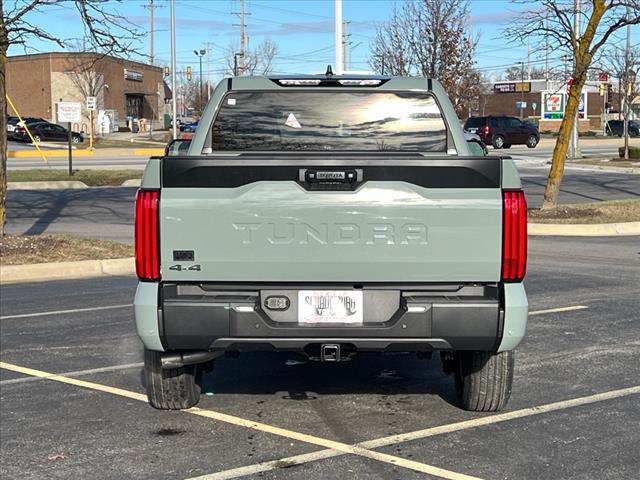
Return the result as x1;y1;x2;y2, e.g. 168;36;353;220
232;222;428;246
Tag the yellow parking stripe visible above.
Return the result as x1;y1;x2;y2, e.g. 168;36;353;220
0;361;483;480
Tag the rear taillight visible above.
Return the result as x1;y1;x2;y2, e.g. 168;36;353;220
483;126;490;135
135;190;160;281
502;190;527;282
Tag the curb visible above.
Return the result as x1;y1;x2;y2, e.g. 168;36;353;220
8;148;163;158
8;179;141;190
528;221;640;236
0;257;134;284
8;149;95;158
132;148;164;156
7;181;89;190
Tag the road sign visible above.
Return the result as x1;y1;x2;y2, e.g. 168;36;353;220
516;101;527;109
86;96;97;111
57;102;82;123
532;102;538;111
598;72;610;82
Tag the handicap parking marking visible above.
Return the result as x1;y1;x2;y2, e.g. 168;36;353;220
0;304;132;320
0;361;484;480
189;384;640;480
529;305;589;316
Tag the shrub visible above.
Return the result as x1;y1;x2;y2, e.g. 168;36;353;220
618;146;640;159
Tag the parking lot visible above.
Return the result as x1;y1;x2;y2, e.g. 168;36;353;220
1;235;639;479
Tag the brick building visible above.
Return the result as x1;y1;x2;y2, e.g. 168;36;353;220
6;52;167;132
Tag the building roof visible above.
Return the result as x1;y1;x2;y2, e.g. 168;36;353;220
7;51;161;72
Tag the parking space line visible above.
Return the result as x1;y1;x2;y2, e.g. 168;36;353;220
194;384;640;480
529;305;589;316
0;361;483;480
0;304;132;320
0;362;143;385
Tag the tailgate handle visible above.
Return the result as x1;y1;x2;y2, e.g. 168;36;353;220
299;169;362;190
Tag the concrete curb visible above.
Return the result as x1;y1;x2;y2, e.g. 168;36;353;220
7;181;89;190
0;257;134;284
8;149;95;158
121;179;142;187
8;147;162;158
528;221;640;236
8;179;141;190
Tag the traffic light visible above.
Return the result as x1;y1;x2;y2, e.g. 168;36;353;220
164;66;170;77
607;83;613;98
598;84;605;96
186;66;192;81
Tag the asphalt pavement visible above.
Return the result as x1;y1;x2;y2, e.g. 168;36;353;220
5;166;639;242
1;236;639;479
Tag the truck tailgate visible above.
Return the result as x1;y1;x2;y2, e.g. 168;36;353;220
159;157;502;283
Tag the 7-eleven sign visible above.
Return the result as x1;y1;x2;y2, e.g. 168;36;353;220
542;92;565;119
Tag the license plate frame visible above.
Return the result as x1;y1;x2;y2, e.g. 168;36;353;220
298;290;363;325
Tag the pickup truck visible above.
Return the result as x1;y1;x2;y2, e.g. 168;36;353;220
134;73;528;412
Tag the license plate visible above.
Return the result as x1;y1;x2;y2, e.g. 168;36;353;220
298;290;363;325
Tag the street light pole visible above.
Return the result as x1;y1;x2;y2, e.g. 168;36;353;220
194;49;206;113
170;0;177;140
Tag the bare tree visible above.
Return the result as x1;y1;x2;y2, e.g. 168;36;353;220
505;0;640;209
1;0;143;236
368;0;477;117
225;38;279;76
600;43;640;111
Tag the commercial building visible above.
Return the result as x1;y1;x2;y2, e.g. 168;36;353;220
6;52;169;133
477;79;625;132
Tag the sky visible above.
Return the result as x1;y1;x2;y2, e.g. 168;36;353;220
7;0;639;84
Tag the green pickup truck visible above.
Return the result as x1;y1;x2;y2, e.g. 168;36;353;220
134;73;528;412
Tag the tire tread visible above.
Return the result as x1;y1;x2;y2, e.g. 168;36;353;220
144;349;201;410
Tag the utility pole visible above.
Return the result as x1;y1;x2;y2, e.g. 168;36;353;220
343;21;350;72
520;61;525;119
170;0;177;139
623;4;631;160
527;34;531;80
335;0;343;74
149;0;154;64
569;0;582;160
204;42;213;100
545;16;549;90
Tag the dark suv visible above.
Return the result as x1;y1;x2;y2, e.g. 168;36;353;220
464;115;539;149
606;120;639;137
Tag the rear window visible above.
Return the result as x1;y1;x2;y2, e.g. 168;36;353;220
211;91;447;152
464;117;485;129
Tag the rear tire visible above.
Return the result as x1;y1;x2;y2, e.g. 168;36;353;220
454;350;514;412
526;135;538;148
144;348;201;410
492;135;505;149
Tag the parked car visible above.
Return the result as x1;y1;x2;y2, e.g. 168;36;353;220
464;115;539;149
13;121;84;143
179;121;198;133
6;116;47;138
134;74;528;413
606;120;639;137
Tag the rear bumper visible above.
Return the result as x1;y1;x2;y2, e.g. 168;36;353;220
134;282;528;354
